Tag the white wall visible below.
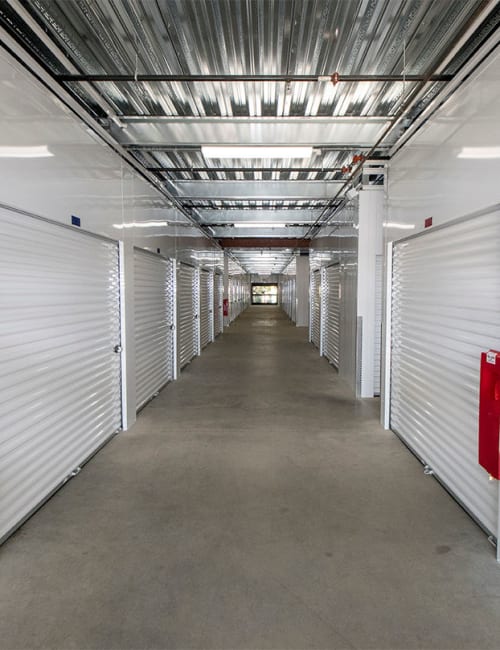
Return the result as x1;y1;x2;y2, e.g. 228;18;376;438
387;45;500;239
0;45;223;269
0;43;241;431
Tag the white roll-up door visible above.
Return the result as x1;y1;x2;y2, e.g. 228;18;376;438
177;263;198;369
134;249;175;411
199;269;213;349
0;206;122;543
310;270;321;348
229;277;236;322
323;264;341;368
214;273;223;336
374;255;383;396
391;209;500;536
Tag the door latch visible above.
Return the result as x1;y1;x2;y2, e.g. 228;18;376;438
114;344;122;354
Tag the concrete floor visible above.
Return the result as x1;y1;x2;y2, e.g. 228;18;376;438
1;306;500;650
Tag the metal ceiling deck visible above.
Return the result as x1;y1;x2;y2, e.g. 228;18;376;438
0;0;498;271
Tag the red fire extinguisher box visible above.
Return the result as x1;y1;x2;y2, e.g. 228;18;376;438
478;350;500;479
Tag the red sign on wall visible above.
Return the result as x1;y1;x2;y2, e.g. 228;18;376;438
478;350;500;479
223;298;229;317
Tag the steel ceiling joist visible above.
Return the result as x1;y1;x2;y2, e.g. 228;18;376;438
219;239;310;248
172;180;344;200
148;167;343;173
196;209;324;223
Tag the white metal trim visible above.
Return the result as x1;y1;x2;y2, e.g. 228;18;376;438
382;242;393;429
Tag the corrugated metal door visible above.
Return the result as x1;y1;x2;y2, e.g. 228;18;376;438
310;270;321;348
214;273;223;336
134;249;175;411
177;263;198;369
200;269;212;349
374;255;383;395
391;210;500;536
323;264;341;368
0;206;121;543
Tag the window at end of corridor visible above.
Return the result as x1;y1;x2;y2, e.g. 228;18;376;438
252;284;278;305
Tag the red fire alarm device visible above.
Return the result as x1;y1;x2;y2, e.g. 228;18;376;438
478;350;500;479
223;298;229;317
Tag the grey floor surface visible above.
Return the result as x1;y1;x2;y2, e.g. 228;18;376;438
1;306;500;650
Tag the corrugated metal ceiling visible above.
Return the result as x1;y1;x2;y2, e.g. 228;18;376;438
0;0;497;271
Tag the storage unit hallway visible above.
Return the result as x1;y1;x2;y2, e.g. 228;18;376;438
1;306;500;650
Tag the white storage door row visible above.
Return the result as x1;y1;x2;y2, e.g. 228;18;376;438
0;206;122;543
374;255;383;396
310;263;382;394
214;273;223;337
134;249;176;411
199;269;213;349
390;209;500;537
281;276;296;322
229;275;250;322
177;263;199;369
310;270;321;348
322;265;341;368
0;201;244;543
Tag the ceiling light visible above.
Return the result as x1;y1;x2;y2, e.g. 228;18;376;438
0;145;53;158
457;147;500;159
233;223;288;228
113;221;168;229
383;222;416;230
202;146;314;159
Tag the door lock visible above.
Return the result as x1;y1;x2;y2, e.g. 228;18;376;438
114;344;122;354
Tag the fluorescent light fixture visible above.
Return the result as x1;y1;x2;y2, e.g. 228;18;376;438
383;222;416;230
0;145;53;158
202;146;313;159
457;147;500;159
113;221;168;229
233;222;288;228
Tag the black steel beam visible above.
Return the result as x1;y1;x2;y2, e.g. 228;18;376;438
59;73;453;83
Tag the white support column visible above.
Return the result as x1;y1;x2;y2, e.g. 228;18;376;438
357;188;384;398
223;255;229;328
295;254;310;327
119;240;136;430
